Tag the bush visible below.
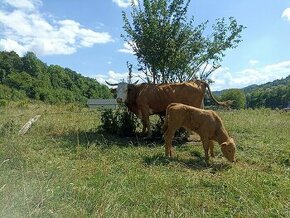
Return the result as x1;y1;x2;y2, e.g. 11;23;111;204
150;116;187;138
100;106;188;139
100;105;139;137
220;89;246;109
0;120;17;136
0;99;7;107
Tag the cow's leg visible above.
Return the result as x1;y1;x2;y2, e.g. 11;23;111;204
140;107;153;138
147;121;152;138
141;118;147;135
209;140;215;158
164;127;176;157
140;113;151;138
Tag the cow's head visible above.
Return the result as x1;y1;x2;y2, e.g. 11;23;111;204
220;138;236;163
106;81;138;103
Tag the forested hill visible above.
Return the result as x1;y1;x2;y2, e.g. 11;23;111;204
245;75;290;108
214;75;290;109
0;51;112;104
243;75;290;93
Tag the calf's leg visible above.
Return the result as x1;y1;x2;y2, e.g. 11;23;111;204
201;138;211;165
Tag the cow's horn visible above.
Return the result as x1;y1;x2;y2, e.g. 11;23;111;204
105;81;118;86
133;80;139;85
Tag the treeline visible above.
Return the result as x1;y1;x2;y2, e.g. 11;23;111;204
1;51;289;109
213;75;290;109
245;77;290;109
0;51;112;104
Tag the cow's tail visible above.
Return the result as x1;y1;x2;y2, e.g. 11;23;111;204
202;81;234;108
162;103;179;135
161;112;169;134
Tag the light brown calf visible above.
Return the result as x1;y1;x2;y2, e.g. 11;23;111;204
162;103;236;164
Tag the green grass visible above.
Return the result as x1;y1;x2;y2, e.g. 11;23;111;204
0;102;290;217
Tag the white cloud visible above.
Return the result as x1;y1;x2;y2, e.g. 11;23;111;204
282;7;290;21
0;39;27;56
249;59;259;65
112;0;137;8
3;0;41;11
96;60;290;90
264;60;290;73
96;70;127;85
118;42;134;54
96;70;142;85
0;0;113;56
210;60;290;91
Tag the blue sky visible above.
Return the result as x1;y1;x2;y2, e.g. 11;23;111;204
1;0;290;90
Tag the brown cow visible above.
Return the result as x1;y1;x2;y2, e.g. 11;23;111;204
162;103;236;164
106;80;231;137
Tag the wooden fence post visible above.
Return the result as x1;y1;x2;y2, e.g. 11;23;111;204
19;115;41;135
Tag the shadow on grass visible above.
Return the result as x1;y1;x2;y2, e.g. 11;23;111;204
143;153;232;172
53;127;170;149
51;128;232;172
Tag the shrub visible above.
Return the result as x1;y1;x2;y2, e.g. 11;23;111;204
0;99;7;107
220;89;246;109
100;105;139;137
0;120;17;136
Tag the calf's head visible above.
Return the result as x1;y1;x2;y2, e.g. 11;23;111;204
220;138;236;163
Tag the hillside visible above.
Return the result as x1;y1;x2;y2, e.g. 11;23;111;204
244;75;290;108
214;75;290;109
0;51;112;104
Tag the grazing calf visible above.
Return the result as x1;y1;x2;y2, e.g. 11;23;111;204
162;103;236;164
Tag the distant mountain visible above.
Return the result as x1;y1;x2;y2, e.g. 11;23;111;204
244;75;290;93
214;75;290;95
0;51;112;104
213;75;290;109
241;84;259;93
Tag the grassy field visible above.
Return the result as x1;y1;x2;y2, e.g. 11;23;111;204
0;102;289;217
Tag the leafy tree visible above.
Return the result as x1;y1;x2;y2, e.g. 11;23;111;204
220;89;246;109
0;84;13;99
6;71;34;91
0;51;23;81
122;0;245;83
22;52;46;77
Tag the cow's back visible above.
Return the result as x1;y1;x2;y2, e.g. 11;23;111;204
137;81;206;114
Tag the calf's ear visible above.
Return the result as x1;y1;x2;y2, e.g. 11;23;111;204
229;137;237;147
221;142;227;148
